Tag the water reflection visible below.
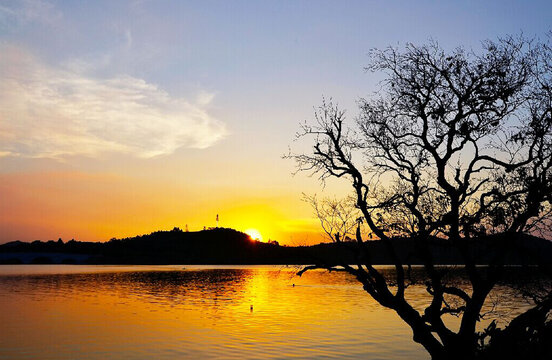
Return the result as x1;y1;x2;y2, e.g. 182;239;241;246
0;266;540;359
5;265;535;359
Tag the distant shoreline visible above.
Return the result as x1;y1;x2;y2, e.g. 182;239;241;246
2;228;551;266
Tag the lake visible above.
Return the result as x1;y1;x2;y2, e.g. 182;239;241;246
0;265;531;359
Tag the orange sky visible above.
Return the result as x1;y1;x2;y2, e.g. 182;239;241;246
0;169;331;245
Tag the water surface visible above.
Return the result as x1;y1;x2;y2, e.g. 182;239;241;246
0;265;456;359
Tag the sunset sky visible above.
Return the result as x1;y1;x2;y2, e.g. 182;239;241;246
1;0;551;244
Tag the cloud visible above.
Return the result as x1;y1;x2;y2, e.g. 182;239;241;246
0;0;62;27
124;29;133;50
0;44;227;159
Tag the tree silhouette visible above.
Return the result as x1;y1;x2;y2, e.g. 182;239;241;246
289;35;552;359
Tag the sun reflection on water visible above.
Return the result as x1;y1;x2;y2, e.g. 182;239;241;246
0;266;428;359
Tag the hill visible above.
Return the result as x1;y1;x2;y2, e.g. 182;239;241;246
1;228;551;265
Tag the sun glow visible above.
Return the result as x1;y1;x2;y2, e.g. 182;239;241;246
245;228;263;241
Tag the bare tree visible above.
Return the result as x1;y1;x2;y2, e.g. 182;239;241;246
288;35;552;359
303;194;362;243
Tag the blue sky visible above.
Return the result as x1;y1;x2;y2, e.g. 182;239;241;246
0;0;551;243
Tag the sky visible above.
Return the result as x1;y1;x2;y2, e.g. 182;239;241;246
0;0;551;244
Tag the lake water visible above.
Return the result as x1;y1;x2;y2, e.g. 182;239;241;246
0;265;531;359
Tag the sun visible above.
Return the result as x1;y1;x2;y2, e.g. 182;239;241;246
245;228;263;241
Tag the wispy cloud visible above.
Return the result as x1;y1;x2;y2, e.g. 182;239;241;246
124;29;133;50
0;0;62;27
0;44;227;159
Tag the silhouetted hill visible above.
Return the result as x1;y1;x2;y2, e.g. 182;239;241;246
1;228;551;265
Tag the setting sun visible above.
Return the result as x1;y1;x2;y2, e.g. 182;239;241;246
244;228;263;241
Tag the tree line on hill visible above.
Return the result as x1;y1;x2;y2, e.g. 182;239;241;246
1;227;551;265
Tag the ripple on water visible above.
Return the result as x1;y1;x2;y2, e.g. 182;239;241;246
0;265;440;359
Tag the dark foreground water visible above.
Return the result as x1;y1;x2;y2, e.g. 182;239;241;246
0;265;531;359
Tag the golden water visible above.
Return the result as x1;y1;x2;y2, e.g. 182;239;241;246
0;265;440;359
